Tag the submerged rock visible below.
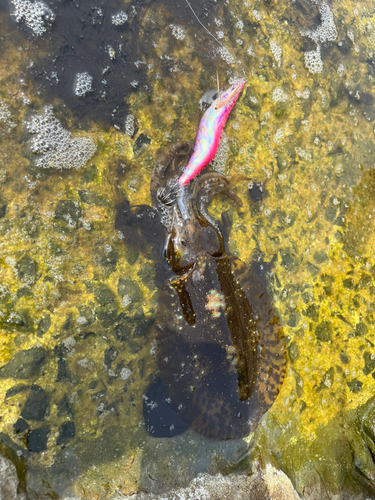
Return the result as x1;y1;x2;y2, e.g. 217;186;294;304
15;254;37;284
133;133;151;157
13;418;29;434
120;461;301;500
0;348;46;379
55;200;82;226
26;426;50;453
20;385;49;421
56;421;75;446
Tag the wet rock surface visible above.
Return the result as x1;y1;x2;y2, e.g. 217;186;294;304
118;461;302;500
0;452;27;500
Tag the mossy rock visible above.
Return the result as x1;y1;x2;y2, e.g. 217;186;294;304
55;200;81;226
0;348;46;379
315;321;333;342
15;255;37;284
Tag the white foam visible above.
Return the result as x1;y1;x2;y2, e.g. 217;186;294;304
252;9;261;21
217;46;236;65
270;40;282;67
11;0;55;36
300;1;337;44
211;132;229;173
107;45;116;60
26;105;96;170
121;295;132;308
111;11;128;26
337;63;345;77
300;1;337;74
304;47;324;74
295;89;310;99
0;100;17;133
74;72;93;97
273;128;284;144
170;24;186;40
0;101;12;123
272;88;289;102
247;45;255;56
124;114;135;137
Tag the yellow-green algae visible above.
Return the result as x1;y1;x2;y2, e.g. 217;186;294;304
1;0;375;497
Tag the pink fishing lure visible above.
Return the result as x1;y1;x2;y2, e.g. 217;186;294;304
178;79;246;187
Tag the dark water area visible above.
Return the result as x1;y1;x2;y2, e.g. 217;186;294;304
2;0;223;129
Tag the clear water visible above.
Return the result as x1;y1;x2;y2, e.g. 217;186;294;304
1;0;375;498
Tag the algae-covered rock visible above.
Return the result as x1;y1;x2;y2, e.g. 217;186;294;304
0;194;7;218
315;320;332;342
55;199;81;226
133;133;151;158
37;314;51;337
0;348;46;379
15;255;37;284
118;277;143;304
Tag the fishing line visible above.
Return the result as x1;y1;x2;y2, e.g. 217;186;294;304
185;0;246;78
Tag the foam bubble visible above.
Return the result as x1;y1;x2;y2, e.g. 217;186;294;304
273;128;284;144
107;45;116;60
217;46;236;65
272;88;289;102
252;9;261;21
11;0;55;36
25;105;96;169
270;40;282;67
111;11;128;26
295;89;310;99
124;114;135;137
0;101;12;124
0;100;17;133
211;132;229;173
337;63;345;77
300;1;337;44
247;45;255;56
304;47;324;74
300;1;337;74
169;24;185;40
236;20;244;32
74;72;93;97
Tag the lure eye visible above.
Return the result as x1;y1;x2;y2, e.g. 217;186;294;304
199;88;219;110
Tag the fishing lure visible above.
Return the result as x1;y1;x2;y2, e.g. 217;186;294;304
178;79;245;187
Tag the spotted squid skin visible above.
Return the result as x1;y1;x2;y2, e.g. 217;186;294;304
178;79;245;187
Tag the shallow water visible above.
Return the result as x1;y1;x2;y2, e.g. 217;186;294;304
1;0;375;498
